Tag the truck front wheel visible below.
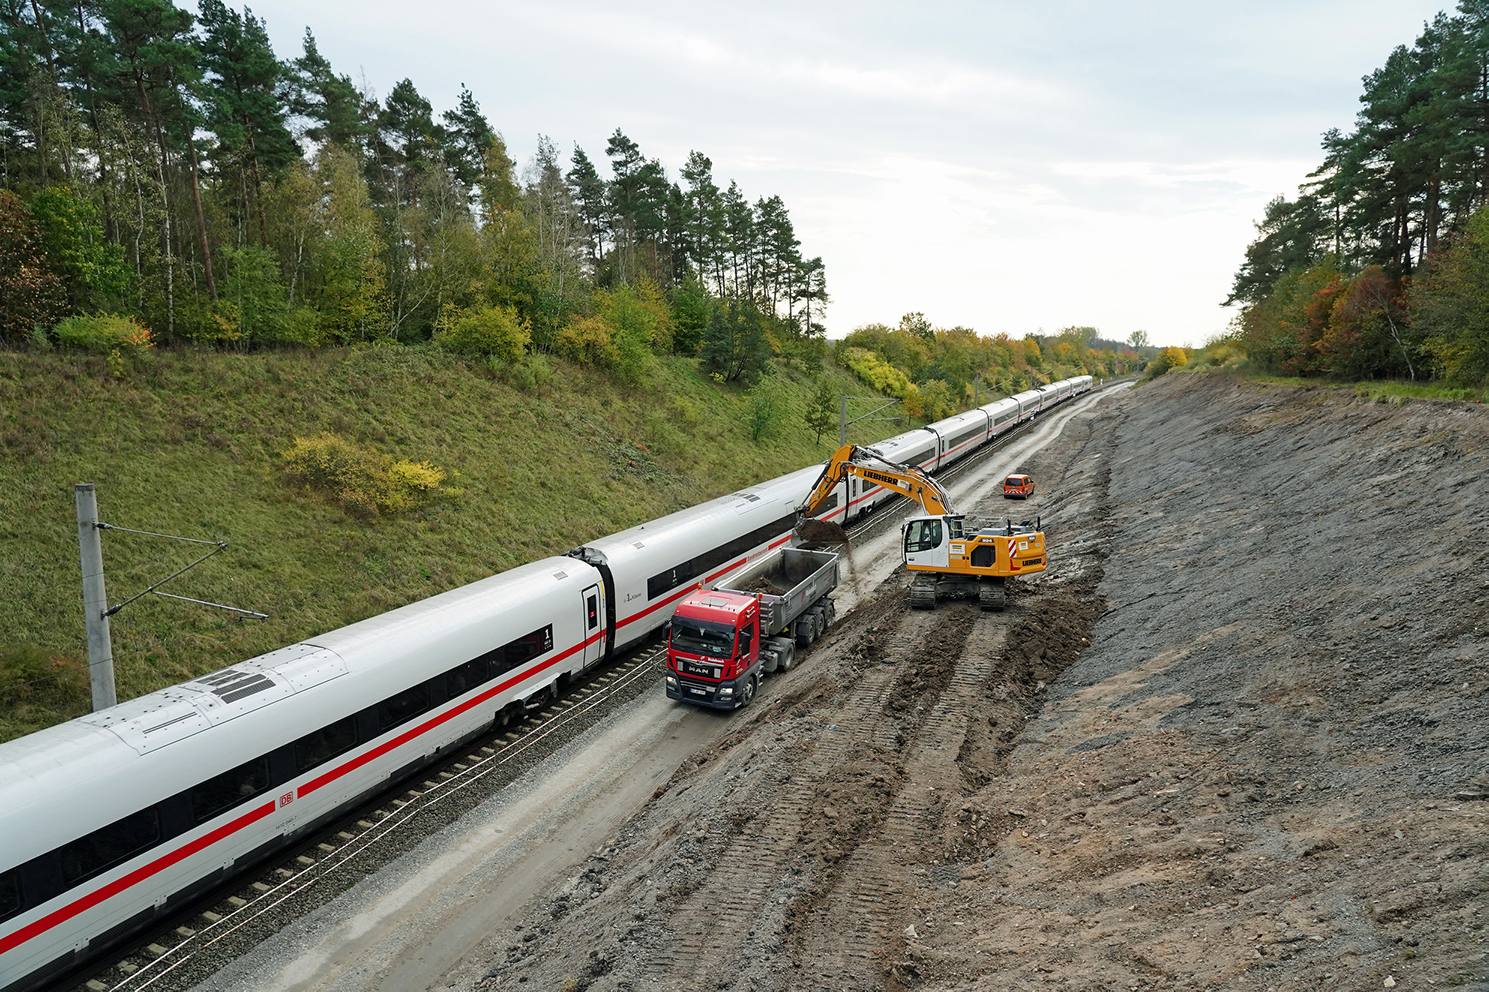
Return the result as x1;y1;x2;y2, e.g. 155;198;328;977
737;674;757;708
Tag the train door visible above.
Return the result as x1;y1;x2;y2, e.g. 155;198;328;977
582;584;605;665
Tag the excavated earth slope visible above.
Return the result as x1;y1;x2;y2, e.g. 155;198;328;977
452;375;1488;992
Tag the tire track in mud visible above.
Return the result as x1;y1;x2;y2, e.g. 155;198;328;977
782;603;990;988
786;601;1006;983
640;609;941;986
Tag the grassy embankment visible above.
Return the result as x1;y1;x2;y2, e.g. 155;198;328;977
0;347;901;742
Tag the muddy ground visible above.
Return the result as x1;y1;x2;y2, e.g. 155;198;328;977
451;375;1489;992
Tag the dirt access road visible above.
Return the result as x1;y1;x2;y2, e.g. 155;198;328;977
446;375;1488;992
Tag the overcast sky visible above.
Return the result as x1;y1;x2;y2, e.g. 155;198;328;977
239;0;1450;346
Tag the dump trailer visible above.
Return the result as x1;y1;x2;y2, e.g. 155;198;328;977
665;547;839;710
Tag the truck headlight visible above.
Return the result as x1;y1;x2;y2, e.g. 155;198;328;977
666;675;677;686
719;686;734;696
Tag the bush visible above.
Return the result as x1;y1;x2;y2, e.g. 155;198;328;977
556;315;620;367
748;388;779;442
53;313;154;353
1140;346;1190;382
435;304;531;361
282;432;461;517
840;345;920;413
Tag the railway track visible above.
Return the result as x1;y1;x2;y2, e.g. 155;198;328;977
62;409;1058;992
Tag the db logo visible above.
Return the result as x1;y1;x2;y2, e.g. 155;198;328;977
279;792;294;808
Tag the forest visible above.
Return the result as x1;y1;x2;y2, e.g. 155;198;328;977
0;0;828;358
1227;1;1489;387
0;0;1135;414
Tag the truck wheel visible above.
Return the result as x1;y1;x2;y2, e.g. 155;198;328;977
779;642;796;672
738;674;757;708
979;578;1006;611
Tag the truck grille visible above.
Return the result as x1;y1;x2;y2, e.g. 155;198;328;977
677;676;716;699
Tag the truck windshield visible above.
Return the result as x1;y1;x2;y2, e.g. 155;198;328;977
672;618;734;658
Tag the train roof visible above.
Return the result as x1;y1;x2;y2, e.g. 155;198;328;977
979;396;1020;416
926;409;989;436
0;556;594;856
576;464;820;558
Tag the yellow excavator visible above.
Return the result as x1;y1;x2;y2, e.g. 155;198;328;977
797;443;1047;610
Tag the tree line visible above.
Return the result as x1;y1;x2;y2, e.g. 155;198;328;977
0;0;828;361
833;315;1135;420
1227;1;1489;385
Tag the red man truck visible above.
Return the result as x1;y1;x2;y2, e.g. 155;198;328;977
665;547;839;710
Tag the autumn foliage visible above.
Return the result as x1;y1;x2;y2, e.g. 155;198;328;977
0;191;64;341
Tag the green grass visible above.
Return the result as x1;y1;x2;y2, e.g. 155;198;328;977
0;346;903;742
1167;365;1488;404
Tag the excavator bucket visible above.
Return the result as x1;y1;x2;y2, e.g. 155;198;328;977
795;517;851;546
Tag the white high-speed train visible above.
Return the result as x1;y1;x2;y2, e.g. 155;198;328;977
0;374;1094;991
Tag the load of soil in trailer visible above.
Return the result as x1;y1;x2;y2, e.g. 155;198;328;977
741;576;786;596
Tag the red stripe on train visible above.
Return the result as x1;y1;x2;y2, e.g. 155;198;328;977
0;800;277;957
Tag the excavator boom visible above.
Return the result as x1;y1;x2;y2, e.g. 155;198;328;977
800;443;957;518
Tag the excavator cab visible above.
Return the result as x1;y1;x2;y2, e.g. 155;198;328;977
902;515;964;570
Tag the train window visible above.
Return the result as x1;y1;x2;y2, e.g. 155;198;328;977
377;684;432;733
190;756;271;824
951;424;983;447
815;493;839;511
294;716;358;772
59;808;161;886
500;625;554;671
0;870;19;923
445;658;489;698
645;512;797;600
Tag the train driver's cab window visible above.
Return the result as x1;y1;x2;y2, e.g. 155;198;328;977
904;519;943;554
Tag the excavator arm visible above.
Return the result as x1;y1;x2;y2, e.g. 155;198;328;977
799;443;958;518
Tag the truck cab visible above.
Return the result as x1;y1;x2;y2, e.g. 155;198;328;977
665;589;761;710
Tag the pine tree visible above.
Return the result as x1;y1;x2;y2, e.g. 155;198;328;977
805;377;835;445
